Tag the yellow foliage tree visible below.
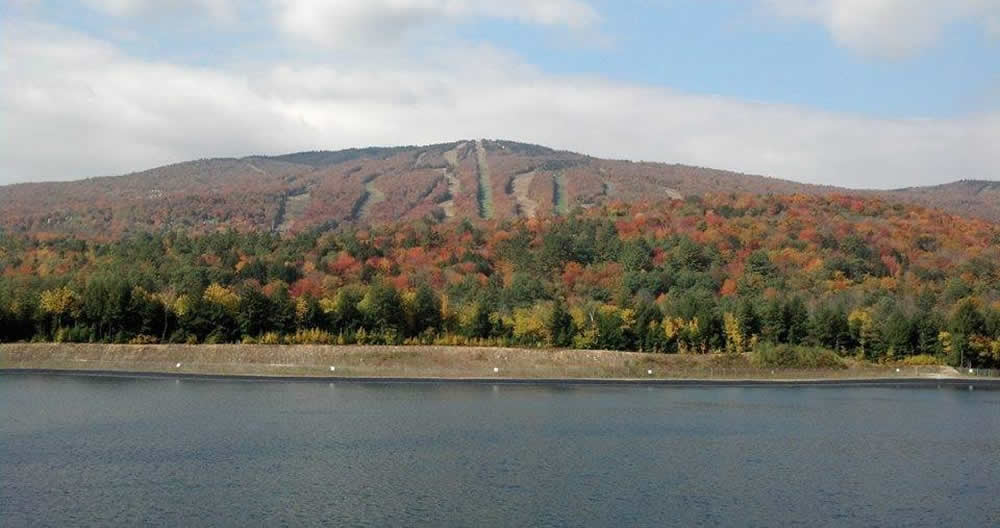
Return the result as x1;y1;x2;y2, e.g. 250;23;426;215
173;294;192;317
663;316;701;354
723;312;745;355
203;283;240;312
938;331;954;362
39;286;77;329
295;297;309;325
318;296;337;315
512;304;548;345
848;308;876;357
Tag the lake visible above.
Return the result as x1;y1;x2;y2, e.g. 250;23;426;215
2;374;998;527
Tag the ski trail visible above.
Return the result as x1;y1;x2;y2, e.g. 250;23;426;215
475;140;493;219
439;143;464;219
511;170;539;218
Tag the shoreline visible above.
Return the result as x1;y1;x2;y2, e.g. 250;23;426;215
2;343;996;387
3;368;999;388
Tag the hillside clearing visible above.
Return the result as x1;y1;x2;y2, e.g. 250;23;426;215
475;140;494;219
354;176;385;220
511;170;539;218
553;172;569;215
276;191;311;232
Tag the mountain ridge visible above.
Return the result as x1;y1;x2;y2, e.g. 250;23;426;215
1;139;997;238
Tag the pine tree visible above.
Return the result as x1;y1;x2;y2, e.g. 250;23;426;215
547;299;575;348
409;284;442;336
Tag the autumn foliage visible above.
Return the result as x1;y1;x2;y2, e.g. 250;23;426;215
2;193;999;367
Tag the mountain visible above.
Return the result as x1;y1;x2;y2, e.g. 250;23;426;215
1;139;996;238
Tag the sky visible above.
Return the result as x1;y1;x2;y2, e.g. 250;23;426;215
1;0;998;188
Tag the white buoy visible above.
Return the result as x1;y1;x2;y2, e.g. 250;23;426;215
175;362;181;368
493;367;499;373
330;366;336;372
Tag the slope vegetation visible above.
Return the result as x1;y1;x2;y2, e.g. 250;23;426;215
0;140;997;239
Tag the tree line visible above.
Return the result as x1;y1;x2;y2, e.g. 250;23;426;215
2;194;999;367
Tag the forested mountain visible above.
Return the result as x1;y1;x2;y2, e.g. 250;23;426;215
3;194;999;367
1;140;998;239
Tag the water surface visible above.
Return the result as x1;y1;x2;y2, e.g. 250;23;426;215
2;374;999;527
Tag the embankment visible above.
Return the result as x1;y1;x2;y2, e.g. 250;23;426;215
1;344;983;385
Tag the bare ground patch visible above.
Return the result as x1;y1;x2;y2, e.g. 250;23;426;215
276;191;311;232
354;176;385;220
439;144;464;218
511;170;539;218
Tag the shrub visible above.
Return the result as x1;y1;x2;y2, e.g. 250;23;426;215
64;325;94;343
286;328;335;345
128;334;159;345
257;332;280;345
901;354;940;366
751;343;846;369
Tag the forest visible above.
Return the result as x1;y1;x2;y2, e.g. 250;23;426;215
2;193;999;368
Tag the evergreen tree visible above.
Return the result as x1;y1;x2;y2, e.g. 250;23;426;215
621;238;653;272
359;282;405;333
269;286;297;335
737;298;761;342
809;304;851;351
785;297;810;345
237;287;273;338
547;299;576;348
409;284;442;336
465;301;494;339
761;299;787;344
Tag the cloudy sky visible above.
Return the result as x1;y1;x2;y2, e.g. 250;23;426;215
1;0;998;188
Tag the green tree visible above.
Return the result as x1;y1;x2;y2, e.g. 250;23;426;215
745;251;776;277
809;304;851;351
547;299;575;348
621;238;653;272
237;287;273;338
359;282;405;333
408;284;442;336
269;286;297;335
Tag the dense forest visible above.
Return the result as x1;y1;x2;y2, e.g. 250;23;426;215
2;193;999;367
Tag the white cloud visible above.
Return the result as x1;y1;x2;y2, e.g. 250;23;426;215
988;14;1000;39
763;0;1000;58
1;21;997;189
274;0;600;47
80;0;236;19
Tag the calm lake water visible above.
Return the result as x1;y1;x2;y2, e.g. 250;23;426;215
2;374;999;527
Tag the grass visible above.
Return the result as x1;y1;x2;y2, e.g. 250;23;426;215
475;140;494;219
553;172;569;215
750;343;847;369
353;177;385;220
0;343;962;381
